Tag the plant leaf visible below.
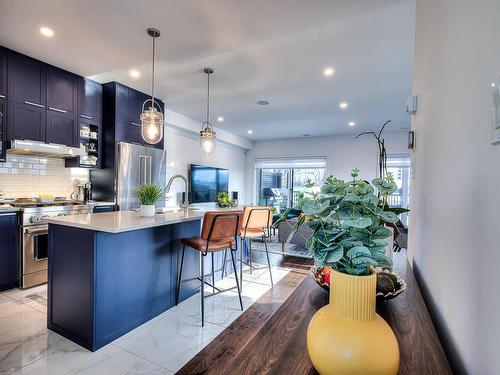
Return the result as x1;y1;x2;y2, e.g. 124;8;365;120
346;245;371;259
351;256;378;267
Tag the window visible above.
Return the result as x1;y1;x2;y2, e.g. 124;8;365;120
254;157;327;212
386;154;410;226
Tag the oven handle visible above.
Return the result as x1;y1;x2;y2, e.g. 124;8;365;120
24;225;49;235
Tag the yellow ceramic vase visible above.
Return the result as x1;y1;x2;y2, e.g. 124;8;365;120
307;270;400;375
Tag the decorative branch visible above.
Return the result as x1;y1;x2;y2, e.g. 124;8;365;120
355;120;392;179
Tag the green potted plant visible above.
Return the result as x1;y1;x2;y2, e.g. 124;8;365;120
287;169;401;375
135;184;164;217
215;191;237;208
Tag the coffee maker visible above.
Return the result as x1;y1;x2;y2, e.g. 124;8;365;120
71;182;92;202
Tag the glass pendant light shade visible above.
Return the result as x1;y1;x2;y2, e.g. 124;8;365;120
200;68;216;155
141;100;164;144
200;123;216;155
141;28;165;145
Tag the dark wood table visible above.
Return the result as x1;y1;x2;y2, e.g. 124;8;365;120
178;253;453;374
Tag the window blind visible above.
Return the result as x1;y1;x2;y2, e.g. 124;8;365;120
254;157;327;169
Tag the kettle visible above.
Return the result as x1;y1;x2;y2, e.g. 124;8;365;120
71;183;92;202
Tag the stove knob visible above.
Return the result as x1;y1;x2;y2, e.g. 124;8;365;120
28;217;35;224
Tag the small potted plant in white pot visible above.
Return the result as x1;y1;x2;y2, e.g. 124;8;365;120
135;184;164;217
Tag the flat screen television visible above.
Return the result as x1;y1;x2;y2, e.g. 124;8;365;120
189;164;229;203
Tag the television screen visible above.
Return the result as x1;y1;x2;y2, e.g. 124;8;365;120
189;164;229;203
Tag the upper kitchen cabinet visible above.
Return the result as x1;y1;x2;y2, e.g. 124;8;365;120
7;100;45;142
103;82;164;149
0;47;7;98
128;89;150;126
7;51;46;107
46;66;77;115
46;110;78;147
78;77;102;122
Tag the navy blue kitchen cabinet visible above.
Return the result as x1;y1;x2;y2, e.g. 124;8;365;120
8;51;46;106
7;100;46;141
46;110;78;147
78;78;102;123
46;66;77;114
0;47;7;98
103;82;164;148
46;67;78;147
0;212;18;291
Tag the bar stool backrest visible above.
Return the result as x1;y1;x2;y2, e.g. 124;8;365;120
201;211;242;241
242;206;273;230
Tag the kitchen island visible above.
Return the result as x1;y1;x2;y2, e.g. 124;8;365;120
46;209;232;351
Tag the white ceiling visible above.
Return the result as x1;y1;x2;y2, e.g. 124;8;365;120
0;0;415;140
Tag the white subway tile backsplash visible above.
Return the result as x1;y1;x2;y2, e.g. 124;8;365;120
0;155;89;198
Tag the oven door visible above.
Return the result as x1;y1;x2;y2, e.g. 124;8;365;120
22;225;48;287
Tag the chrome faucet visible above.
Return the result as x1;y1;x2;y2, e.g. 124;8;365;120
165;174;190;208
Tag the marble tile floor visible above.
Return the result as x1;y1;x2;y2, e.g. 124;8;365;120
0;263;289;375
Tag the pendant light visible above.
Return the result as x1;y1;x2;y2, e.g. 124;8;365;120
140;28;164;145
200;68;216;155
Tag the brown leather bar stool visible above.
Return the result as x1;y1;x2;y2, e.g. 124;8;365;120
176;211;243;327
238;206;274;291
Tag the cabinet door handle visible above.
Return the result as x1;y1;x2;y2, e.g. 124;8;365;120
131;122;141;127
0;95;5;99
80;114;93;120
24;101;44;108
49;107;68;114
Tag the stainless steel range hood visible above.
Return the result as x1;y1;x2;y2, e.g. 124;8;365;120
8;140;85;158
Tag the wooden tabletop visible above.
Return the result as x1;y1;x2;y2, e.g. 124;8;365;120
178;253;452;375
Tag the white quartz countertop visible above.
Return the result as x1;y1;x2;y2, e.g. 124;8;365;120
0;205;20;213
47;209;206;233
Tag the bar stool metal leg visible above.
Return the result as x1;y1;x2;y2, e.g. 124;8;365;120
211;252;215;294
230;249;244;311
176;244;186;305
221;249;227;279
263;236;274;286
200;252;205;327
240;238;244;293
249;239;253;274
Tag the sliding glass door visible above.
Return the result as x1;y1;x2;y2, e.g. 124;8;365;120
254;157;327;212
386;155;411;226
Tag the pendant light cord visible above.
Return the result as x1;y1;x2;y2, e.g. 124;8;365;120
206;72;210;127
151;35;155;106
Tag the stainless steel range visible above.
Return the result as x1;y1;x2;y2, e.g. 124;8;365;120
14;200;91;288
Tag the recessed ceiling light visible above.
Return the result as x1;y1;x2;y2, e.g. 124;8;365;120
130;69;140;78
323;67;335;77
217;116;224;122
339;101;349;109
39;26;54;38
257;100;269;106
348;121;355;127
247;130;253;134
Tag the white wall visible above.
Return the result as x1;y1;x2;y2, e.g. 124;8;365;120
244;132;409;204
164;126;247;206
409;0;500;373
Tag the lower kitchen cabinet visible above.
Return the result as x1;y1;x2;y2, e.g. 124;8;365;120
0;212;18;291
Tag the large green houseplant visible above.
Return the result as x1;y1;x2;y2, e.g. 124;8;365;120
281;169;401;375
278;169;400;273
